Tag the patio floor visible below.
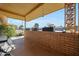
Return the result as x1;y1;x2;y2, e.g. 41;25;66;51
11;38;65;56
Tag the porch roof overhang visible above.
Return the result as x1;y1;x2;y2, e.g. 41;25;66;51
0;3;64;21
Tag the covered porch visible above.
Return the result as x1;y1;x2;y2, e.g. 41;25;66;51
0;3;79;56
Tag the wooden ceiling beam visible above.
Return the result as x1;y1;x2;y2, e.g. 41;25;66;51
24;3;44;17
0;8;24;17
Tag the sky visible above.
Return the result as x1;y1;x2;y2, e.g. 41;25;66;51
8;4;78;28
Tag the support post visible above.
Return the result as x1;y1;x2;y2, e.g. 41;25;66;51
24;18;26;31
78;3;79;33
65;3;76;33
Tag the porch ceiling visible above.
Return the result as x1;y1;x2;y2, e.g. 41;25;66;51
0;3;64;21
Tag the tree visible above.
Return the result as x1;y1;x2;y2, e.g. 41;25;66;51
34;23;39;28
32;23;39;31
19;25;24;30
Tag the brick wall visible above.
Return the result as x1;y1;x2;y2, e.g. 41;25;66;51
24;31;79;55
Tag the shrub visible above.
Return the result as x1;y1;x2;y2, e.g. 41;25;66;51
0;25;16;38
0;25;5;31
